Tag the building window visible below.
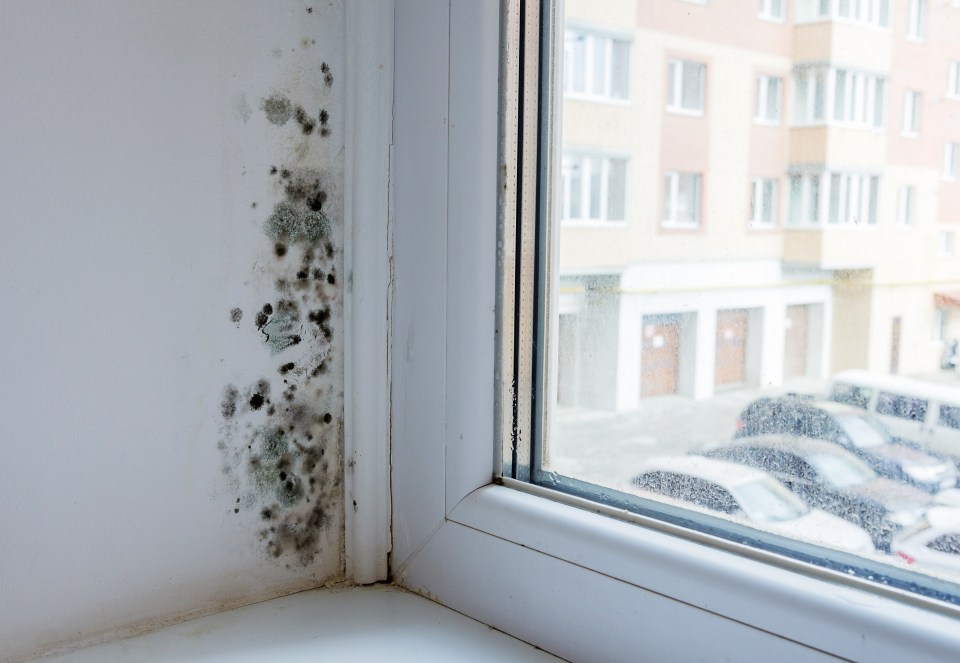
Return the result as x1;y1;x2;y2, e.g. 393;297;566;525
794;66;827;123
907;0;927;40
759;0;786;21
794;66;885;128
789;171;879;225
945;143;959;180
561;154;627;223
663;171;702;227
934;309;948;342
902;90;921;135
832;69;886;128
755;75;783;124
667;59;706;114
948;62;960;98
750;177;778;228
940;231;955;256
897;185;914;225
796;0;891;27
563;29;630;101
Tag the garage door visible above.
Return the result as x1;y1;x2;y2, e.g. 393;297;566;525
641;318;680;397
715;309;748;387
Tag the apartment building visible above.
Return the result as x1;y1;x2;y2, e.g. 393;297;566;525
557;0;960;411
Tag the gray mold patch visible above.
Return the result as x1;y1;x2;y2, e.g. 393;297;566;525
261;93;294;126
263;168;332;245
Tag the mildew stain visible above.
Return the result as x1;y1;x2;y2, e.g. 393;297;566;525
220;55;341;567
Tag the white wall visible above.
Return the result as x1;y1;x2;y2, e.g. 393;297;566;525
0;3;345;661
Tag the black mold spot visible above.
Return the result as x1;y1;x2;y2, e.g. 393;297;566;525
261;94;293;126
326;273;335;285
323;413;332;424
306;6;313;13
320;62;333;86
297;270;308;280
230;308;244;323
293;106;316;135
262;303;274;315
275;242;287;257
250;393;265;410
319;109;329;126
255;311;269;329
251;202;258;209
279;362;296;374
312;268;323;281
280;168;291;179
269;165;278;175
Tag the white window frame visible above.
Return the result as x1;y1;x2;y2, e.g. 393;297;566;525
384;3;960;662
666;58;706;115
759;0;786;22
561;152;628;225
945;143;959;180
793;65;886;129
789;170;879;225
796;0;892;28
902;90;921;136
755;74;783;124
907;0;927;41
897;185;915;225
662;171;702;228
948;61;960;99
750;177;778;228
563;27;631;102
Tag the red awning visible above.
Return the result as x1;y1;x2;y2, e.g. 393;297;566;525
935;290;960;307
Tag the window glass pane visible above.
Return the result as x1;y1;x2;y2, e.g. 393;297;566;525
608;159;626;221
681;61;704;111
610;40;630;99
834;70;847;121
538;0;960;604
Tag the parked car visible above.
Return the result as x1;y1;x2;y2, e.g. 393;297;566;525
829;369;960;464
626;456;875;555
698;434;931;552
893;507;960;576
734;396;960;499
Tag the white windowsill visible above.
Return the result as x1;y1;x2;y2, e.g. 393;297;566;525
37;585;563;663
665;106;704;117
439;483;960;662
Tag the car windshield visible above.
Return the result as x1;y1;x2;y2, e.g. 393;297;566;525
807;454;876;488
834;414;888;448
729;477;809;523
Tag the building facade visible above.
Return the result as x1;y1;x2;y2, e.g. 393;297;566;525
557;0;960;410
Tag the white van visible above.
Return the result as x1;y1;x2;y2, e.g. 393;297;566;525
828;370;960;463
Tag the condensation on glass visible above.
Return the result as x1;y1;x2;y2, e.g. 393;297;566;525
510;0;960;604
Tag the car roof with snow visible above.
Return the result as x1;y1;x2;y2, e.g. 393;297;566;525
634;455;773;489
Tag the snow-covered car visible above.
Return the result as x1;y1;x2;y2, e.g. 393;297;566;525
699;434;931;551
625;455;876;556
893;507;960;576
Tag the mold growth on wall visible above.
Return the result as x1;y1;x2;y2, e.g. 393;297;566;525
219;60;342;570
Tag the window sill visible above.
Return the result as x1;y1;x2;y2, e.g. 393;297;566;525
435;483;960;662
665;106;704;117
39;585;562;663
562;219;628;228
564;93;631;106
